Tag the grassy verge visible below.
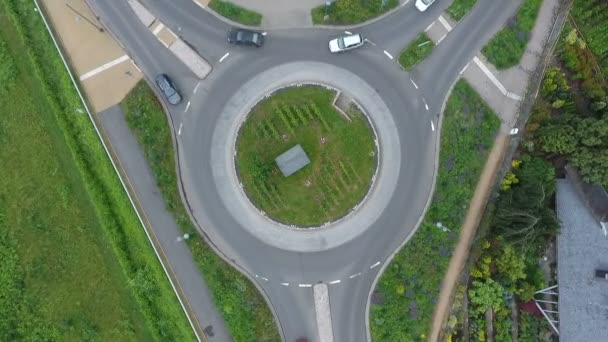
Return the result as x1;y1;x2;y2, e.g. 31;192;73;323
399;33;434;71
447;0;478;22
482;0;543;69
0;0;195;340
370;80;500;341
235;86;377;226
122;81;280;342
208;0;262;26
311;0;398;25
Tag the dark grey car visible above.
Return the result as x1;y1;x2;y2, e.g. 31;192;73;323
155;74;182;105
227;28;264;47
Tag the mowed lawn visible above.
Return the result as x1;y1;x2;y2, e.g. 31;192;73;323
0;2;193;341
236;86;377;226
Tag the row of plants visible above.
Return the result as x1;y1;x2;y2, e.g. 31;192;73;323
0;0;195;340
312;0;398;25
208;0;262;26
447;0;478;22
122;81;280;341
370;80;500;341
398;33;434;71
482;0;543;69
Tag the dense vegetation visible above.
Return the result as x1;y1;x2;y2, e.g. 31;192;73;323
447;0;478;22
570;0;608;76
482;0;543;69
235;86;377;226
208;0;262;26
0;0;194;340
399;33;434;71
370;80;500;341
123;82;280;341
311;0;398;25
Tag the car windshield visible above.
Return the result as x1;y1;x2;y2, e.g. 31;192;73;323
422;0;433;4
337;37;345;49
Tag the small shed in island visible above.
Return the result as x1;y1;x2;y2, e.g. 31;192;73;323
275;144;310;177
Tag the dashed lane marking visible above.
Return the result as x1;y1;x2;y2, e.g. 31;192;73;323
281;282;289;286
370;261;381;269
410;78;419;89
79;54;130;81
193;81;201;94
184;101;191;113
349;272;362;279
383;50;394;60
422;97;429;111
329;280;341;284
299;284;313;288
219;52;230;63
459;61;470;75
178;122;183;135
431;120;435;131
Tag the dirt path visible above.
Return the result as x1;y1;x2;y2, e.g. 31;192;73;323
428;131;509;341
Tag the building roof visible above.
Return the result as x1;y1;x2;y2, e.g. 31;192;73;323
557;178;608;342
275;144;310;177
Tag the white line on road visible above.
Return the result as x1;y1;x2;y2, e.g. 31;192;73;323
410;78;419;89
131;60;141;72
370;261;381;269
299;283;313;288
260;276;269;282
329;280;341;284
473;56;522;100
184;101;191;113
383;50;394;60
437;34;447;44
424;21;435;32
438;15;453;32
219;52;230;63
193;81;201;94
401;0;411;6
422;97;429;111
79;55;130;81
349;272;362;279
344;30;352;34
431;120;435;131
178;122;183;135
459;61;470;75
152;22;165;35
364;39;377;46
280;282;289;286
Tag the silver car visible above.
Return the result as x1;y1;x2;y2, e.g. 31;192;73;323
329;34;364;53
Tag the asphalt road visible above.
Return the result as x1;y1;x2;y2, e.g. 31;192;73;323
89;0;522;340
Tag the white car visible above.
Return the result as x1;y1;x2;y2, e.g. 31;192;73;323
329;34;364;53
415;0;436;12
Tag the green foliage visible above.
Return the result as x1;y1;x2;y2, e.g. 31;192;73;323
447;0;478;21
370;80;499;341
570;0;608;77
0;40;16;92
500;171;519;191
468;279;505;315
208;0;262;26
518;312;545;341
496;244;526;287
311;0;398;25
236;86;377;226
123;81;280;341
541;67;570;101
482;0;543;69
398;33;434;71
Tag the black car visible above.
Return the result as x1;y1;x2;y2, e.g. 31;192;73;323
228;28;264;47
155;74;181;105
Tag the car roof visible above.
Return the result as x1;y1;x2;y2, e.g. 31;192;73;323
343;34;362;46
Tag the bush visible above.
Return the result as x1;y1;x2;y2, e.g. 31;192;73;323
447;0;478;22
208;0;262;26
398;33;434;70
312;0;398;25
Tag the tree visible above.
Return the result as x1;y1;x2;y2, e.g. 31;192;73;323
468;279;504;315
538;124;577;154
496;244;526;286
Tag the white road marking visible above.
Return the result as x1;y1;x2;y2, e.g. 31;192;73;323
431;120;435;131
193;81;201;94
178;122;183;135
152;22;165;35
131;60;141;72
383;50;394;60
193;0;206;9
459;61;470;75
401;0;411;6
281;282;289;286
184;101;191;113
410;78;419;89
262;32;268;36
219;52;230;63
260;276;269;282
364;39;377;46
437;34;447;44
79;55;130;81
329;280;341;284
422;97;429;111
344;30;352;34
349;272;362;279
370;261;381;269
299;283;312;288
473;56;522;101
424;21;435;32
438;15;453;32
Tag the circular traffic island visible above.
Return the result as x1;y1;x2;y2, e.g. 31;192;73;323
235;86;378;227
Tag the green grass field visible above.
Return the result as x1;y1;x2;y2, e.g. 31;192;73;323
0;0;194;340
312;0;398;25
370;80;500;341
235;86;377;227
208;0;262;26
447;0;478;21
122;81;280;342
399;33;435;71
482;0;543;69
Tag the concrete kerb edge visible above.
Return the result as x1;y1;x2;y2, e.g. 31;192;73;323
231;82;381;230
33;1;203;341
364;74;460;342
